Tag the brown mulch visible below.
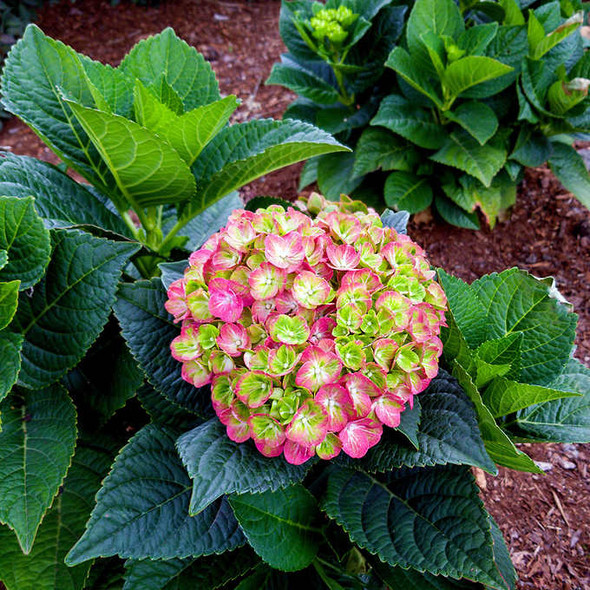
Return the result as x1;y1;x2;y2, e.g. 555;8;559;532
0;1;588;588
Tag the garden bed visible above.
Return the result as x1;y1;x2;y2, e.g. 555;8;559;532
0;0;588;588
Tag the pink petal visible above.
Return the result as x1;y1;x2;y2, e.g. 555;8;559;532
315;384;355;432
326;244;361;271
286;400;329;446
208;288;243;322
316;432;342;460
372;393;405;428
339;418;383;459
283;440;315;465
181;359;212;388
217;323;251;357
264;232;305;271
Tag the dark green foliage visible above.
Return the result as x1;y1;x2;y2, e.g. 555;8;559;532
270;0;590;228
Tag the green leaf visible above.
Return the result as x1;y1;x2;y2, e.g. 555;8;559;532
452;362;541;472
371;559;480;589
266;61;341;104
434;196;480;230
1;25;111;183
397;396;421;449
0;441;113;590
138;385;200;431
510;127;551;168
188;119;348;217
114;279;213;416
406;0;464;75
528;10;583;60
229;485;320;572
119;27;220;111
0;280;19;330
446;102;499;146
177;419;311;515
371;95;445;149
430;130;507;187
356;370;497;474
489;515;517;590
66;424;245;565
317;152;363;201
483;377;580;417
64;323;144;428
385;47;444;107
10;229;139;390
458;22;499;55
133;79;179;131
353;128;420;176
0;330;23;400
161;97;240;165
0;385;77;553
474;333;522;387
443;57;513;100
384;171;433;213
66;101;196;208
322;465;508;589
0;196;51;289
548;141;590;209
81;55;134;118
472;268;577;386
123;548;258;590
437;270;487;349
0;153;132;236
175;192;242;251
516;358;590;442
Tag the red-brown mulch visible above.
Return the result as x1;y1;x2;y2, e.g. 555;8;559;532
0;1;588;588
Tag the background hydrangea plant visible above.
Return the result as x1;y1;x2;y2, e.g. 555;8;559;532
268;0;590;228
166;194;447;464
0;21;588;590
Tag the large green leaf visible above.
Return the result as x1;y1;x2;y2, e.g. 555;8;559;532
0;441;113;590
173;191;242;251
371;95;445;149
0;280;19;330
177;419;311;515
1;25;111;184
474;333;522;387
434;196;480;230
406;0;464;75
0;196;51;289
0;153;131;236
266;61;341;104
322;465;508;589
66;102;196;209
229;485;320;572
66;424;245;565
317;152;363;201
384;171;433;213
437;270;487;349
355;370;497;474
119;27;220;111
482;377;579;418
472;269;577;386
446;102;499;146
385;47;444;107
123;548;258;590
452;362;541;472
0;385;77;553
353;128;420;176
10;229;139;390
548;141;590;209
528;10;583;60
371;559;480;589
515;358;590;442
443;57;513;100
430;130;507;187
64;322;144;429
187;119;348;217
114;279;212;417
0;330;23;400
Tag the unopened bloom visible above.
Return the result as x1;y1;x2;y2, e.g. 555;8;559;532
167;193;447;464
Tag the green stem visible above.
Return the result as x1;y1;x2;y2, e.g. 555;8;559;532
158;216;189;256
333;66;355;106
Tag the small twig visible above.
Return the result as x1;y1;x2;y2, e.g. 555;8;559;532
551;489;570;528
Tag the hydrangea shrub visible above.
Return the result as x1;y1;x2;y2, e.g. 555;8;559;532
166;194;447;463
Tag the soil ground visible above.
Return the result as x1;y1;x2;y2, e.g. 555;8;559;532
0;1;588;588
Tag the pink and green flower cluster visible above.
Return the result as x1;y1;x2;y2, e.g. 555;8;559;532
166;194;447;465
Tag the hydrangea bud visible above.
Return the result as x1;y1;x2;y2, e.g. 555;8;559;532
167;194;447;464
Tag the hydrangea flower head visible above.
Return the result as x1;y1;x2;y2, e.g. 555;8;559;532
167;194;447;464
